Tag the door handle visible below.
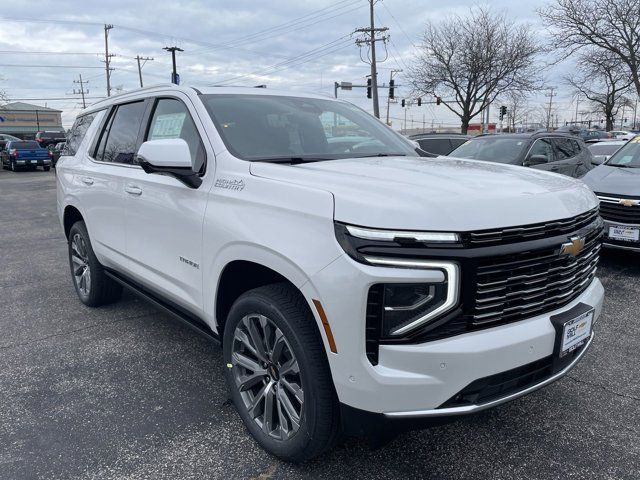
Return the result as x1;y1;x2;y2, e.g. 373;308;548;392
125;184;143;196
81;176;94;185
550;166;560;171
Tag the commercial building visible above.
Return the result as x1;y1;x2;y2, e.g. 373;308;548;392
0;102;64;140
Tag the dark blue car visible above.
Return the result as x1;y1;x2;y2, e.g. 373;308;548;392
1;140;52;172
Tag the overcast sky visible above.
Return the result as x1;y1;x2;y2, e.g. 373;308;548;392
0;0;582;129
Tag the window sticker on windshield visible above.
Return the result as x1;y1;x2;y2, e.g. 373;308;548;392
618;155;634;164
150;113;186;139
631;136;640;143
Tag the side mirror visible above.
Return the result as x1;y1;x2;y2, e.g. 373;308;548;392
591;155;607;165
136;139;201;188
525;154;549;166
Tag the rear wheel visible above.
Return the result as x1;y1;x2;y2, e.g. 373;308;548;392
68;221;122;307
44;166;51;172
223;283;340;462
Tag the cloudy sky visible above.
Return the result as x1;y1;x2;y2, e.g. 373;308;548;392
0;0;580;129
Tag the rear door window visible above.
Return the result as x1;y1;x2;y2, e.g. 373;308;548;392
95;101;146;164
146;98;206;173
553;138;579;160
66;114;96;156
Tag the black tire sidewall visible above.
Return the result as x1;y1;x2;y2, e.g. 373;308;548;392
223;291;327;461
68;221;102;306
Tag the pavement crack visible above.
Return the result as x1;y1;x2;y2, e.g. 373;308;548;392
0;313;153;351
566;374;640;402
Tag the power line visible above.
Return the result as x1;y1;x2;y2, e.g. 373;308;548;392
0;63;104;68
0;50;102;55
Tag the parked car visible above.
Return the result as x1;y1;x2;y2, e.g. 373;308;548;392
57;85;603;462
586;140;626;165
51;141;67;167
35;130;66;148
609;130;635;140
0;133;21;152
447;132;594;177
1;140;52;171
579;129;612;141
408;133;471;155
582;137;640;251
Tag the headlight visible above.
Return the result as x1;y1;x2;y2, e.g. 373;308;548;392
372;261;459;337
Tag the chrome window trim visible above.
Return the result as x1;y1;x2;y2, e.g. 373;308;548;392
384;332;594;418
346;225;459;243
362;257;460;336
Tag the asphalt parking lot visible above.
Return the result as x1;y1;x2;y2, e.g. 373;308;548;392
1;169;639;480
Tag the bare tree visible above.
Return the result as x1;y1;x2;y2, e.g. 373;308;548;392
409;7;543;133
564;52;633;131
539;0;640;97
500;92;535;131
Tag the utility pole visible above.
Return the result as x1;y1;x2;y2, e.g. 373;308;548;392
163;46;184;85
354;0;388;118
104;24;114;97
135;55;154;88
545;87;556;131
574;94;580;125
385;69;401;125
73;74;89;108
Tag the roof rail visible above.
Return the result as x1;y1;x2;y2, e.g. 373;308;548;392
88;84;179;107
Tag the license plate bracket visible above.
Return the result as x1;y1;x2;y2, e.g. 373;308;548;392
549;302;594;373
609;225;640;242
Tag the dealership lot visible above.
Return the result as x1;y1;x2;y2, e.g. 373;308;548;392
0;169;638;480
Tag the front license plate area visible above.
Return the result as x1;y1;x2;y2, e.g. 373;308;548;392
609;225;640;242
550;303;594;373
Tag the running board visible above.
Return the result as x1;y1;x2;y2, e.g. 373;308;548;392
104;269;221;345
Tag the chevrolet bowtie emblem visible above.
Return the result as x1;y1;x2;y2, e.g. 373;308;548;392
560;236;585;257
619;198;640;207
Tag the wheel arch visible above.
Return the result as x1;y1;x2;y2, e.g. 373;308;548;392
63;204;84;239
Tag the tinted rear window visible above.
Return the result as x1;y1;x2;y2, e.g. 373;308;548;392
417;138;452;155
67;114;95;156
11;141;40;149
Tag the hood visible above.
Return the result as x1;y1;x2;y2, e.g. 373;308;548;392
581;164;640;197
250;156;598;231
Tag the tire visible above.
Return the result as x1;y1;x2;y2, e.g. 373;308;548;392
44;166;51;172
68;221;122;307
223;283;340;463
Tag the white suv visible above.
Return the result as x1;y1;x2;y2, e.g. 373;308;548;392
57;85;604;462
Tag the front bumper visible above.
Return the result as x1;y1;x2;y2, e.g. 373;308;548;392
306;254;604;416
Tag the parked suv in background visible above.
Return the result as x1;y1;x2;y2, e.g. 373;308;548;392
448;132;594;178
408;133;470;156
57;85;604;462
582;136;640;251
35;130;66;148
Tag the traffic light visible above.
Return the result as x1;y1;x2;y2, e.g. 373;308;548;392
366;78;372;99
436;96;441;105
389;79;395;100
417;97;422;106
401;99;405;107
499;105;507;120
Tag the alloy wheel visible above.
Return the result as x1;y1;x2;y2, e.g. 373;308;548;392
231;314;304;440
71;233;91;296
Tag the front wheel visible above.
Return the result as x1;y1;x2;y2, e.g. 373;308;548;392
223;283;340;462
68;221;122;307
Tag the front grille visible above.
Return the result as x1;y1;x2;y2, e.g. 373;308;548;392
596;194;640;224
464;208;599;247
439;342;586;408
472;226;601;326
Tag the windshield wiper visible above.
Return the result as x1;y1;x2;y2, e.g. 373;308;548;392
251;156;338;164
609;164;638;168
351;153;408;158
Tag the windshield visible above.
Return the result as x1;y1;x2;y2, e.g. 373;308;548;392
588;143;623;155
606;138;640;167
447;137;527;163
200;94;416;161
11;141;40;149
